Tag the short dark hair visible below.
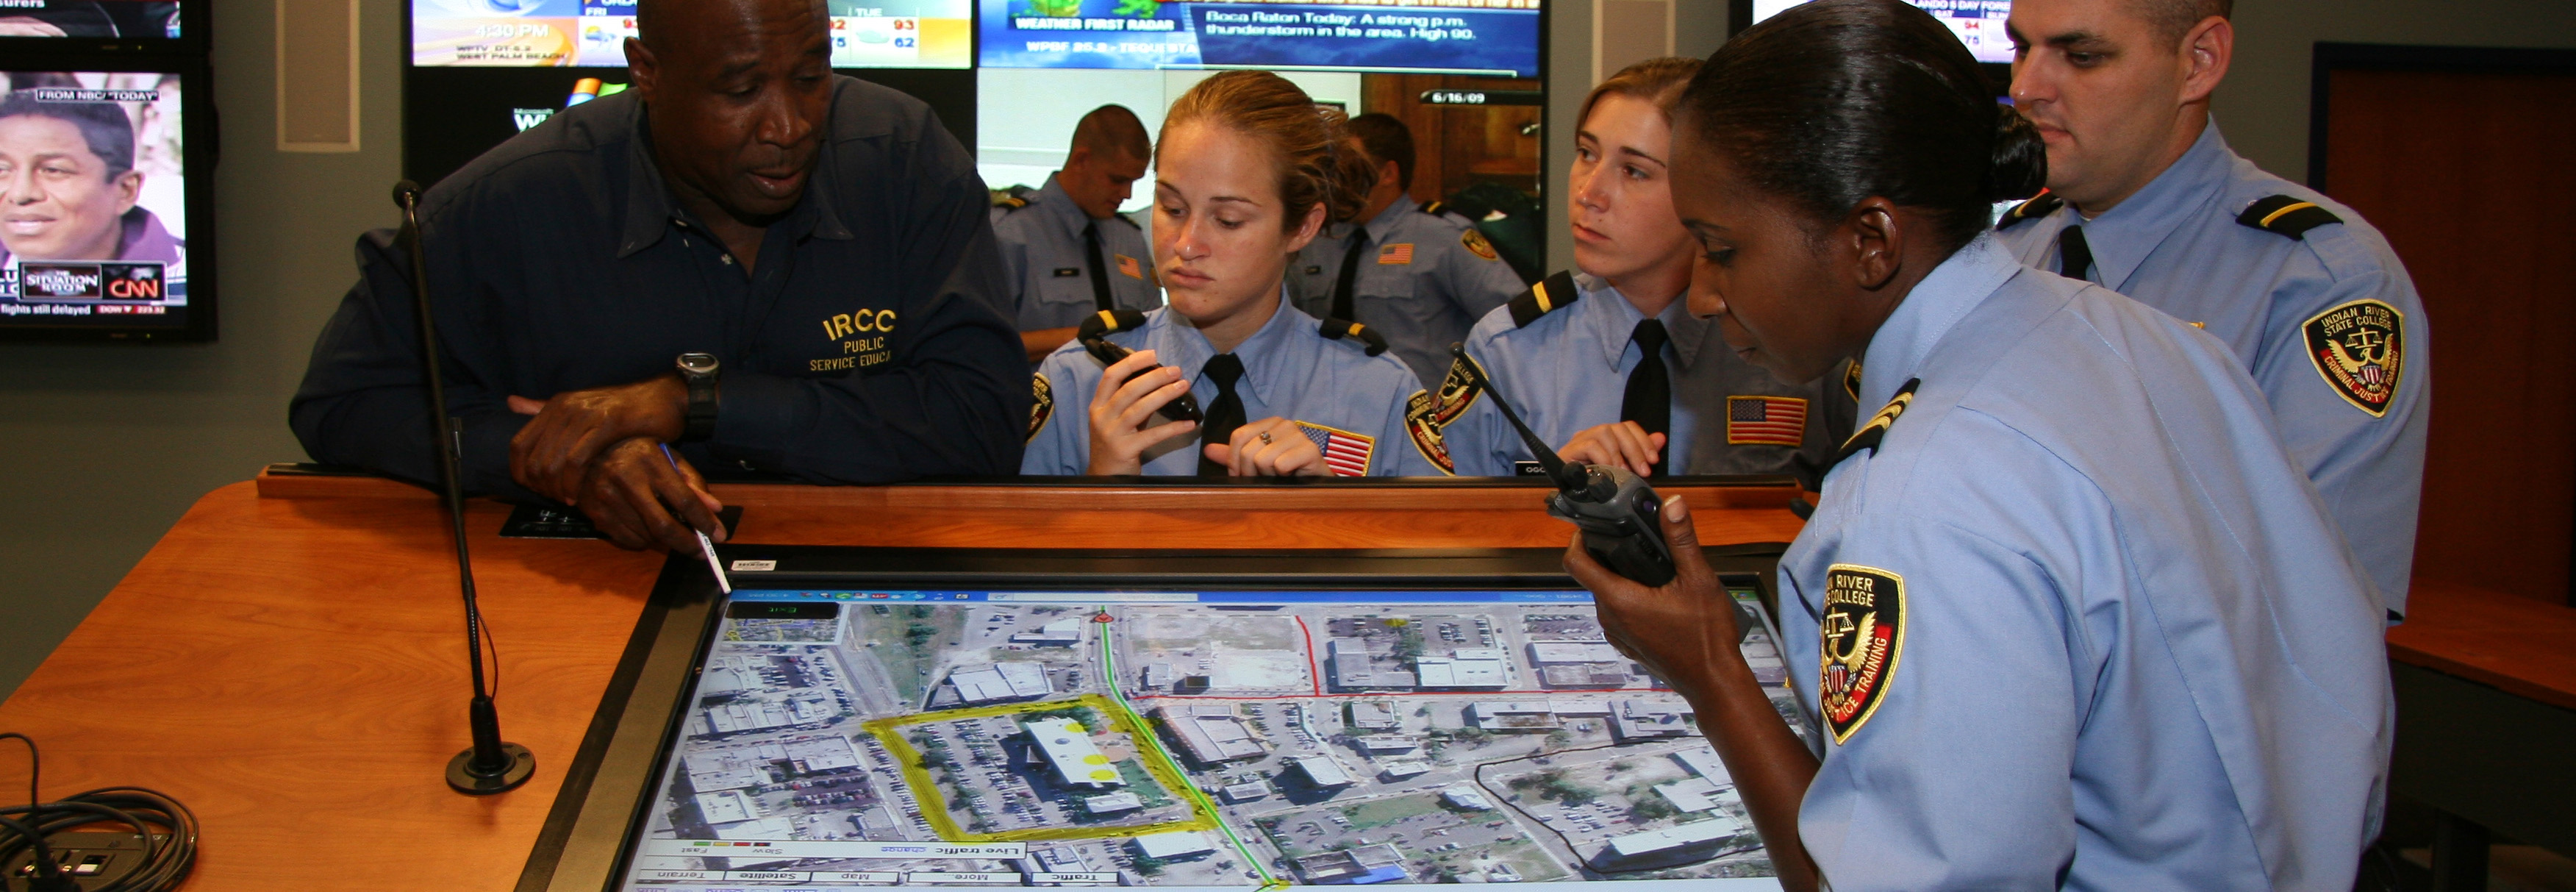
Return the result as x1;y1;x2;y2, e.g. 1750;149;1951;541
2132;0;2230;49
1347;113;1414;192
1675;0;2044;253
633;0;824;51
1070;104;1151;163
0;91;136;179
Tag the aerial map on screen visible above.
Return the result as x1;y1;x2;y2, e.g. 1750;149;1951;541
620;588;1805;891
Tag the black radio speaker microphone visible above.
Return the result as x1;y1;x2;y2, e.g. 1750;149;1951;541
1448;343;1677;586
393;180;537;795
1078;309;1202;424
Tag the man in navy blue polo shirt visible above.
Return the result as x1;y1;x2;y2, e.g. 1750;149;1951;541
292;0;1026;552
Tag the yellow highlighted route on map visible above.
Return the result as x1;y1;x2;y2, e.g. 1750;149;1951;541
862;693;1217;843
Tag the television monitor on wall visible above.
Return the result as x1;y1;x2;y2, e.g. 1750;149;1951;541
978;0;1542;78
408;0;972;68
1749;0;2012;64
0;62;213;340
0;1;187;42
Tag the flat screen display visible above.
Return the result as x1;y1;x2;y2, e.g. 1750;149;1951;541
0;69;196;335
0;1;181;39
409;0;971;68
1751;0;2011;64
616;586;1800;890
979;0;1541;77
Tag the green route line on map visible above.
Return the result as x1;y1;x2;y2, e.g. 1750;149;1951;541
1092;610;1287;889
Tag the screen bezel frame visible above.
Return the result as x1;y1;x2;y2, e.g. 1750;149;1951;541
512;544;1790;892
0;1;204;56
0;50;218;342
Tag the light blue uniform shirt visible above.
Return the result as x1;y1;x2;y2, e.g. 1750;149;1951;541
1410;273;1854;483
990;174;1163;332
1021;297;1433;477
1781;236;2391;891
1994;123;2428;617
1287;200;1528;389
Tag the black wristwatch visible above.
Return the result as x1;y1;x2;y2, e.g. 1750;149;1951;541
676;352;720;443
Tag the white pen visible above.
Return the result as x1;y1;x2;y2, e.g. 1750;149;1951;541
660;443;732;593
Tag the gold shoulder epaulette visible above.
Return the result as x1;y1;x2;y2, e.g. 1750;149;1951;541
2236;195;2343;240
1507;271;1581;328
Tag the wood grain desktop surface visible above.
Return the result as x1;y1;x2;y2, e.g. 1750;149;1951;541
0;475;1806;891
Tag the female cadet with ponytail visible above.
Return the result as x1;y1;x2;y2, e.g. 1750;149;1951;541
1563;1;2391;889
1021;71;1433;476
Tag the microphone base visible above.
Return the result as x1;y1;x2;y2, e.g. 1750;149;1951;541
446;743;537;795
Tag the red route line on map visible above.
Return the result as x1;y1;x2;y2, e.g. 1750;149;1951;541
1295;615;1323;696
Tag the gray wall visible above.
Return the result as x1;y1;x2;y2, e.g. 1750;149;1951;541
4;0;2575;699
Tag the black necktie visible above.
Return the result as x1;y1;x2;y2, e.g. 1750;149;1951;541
2058;224;2094;284
1329;225;1370;321
1197;353;1248;477
1083;221;1116;312
1621;319;1672;476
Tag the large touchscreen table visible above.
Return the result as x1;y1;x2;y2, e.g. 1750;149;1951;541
615;584;1800;891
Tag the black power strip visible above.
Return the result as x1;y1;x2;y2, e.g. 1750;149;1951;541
4;833;168;891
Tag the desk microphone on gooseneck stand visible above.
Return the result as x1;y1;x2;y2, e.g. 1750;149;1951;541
1448;344;1678;587
394;180;538;795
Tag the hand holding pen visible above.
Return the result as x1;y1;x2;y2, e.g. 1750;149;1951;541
659;443;733;593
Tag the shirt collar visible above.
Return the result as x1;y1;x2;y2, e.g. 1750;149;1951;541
1858;234;2020;408
2073;121;2230;289
616;104;852;259
1328;200;1415;243
1575;274;1707;371
1155;288;1310;407
1034;174;1092;238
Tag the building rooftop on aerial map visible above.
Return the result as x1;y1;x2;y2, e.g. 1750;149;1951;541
1296;843;1408;884
1133;830;1217;860
1416;649;1509;688
1156;703;1269;765
1012;617;1085;646
1084;791;1143;813
1290;755;1355;788
1609;699;1697;740
1023;717;1123;789
1597;814;1745;863
948;662;1051;703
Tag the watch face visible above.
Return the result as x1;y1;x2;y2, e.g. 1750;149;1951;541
678;353;720;376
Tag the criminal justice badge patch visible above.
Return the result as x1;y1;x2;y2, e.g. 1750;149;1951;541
1461;228;1500;261
1027;373;1054;441
1820;564;1905;744
2303;299;2404;417
1406;354;1488;474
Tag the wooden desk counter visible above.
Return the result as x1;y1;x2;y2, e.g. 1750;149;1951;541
0;474;1806;891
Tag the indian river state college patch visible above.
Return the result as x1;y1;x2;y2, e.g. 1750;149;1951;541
1820;563;1905;745
2302;298;2405;417
1026;373;1053;442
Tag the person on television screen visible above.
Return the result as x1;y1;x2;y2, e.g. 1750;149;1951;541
1994;0;2427;619
1020;71;1434;477
291;0;1027;552
1569;2;2389;889
1284;112;1525;390
1409;58;1856;483
0;93;182;267
990;104;1162;364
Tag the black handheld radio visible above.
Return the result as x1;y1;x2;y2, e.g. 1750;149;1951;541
1081;311;1203;424
1449;344;1678;586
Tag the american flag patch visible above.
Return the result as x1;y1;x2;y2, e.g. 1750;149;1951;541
1727;396;1808;446
1378;243;1414;265
1298;421;1376;477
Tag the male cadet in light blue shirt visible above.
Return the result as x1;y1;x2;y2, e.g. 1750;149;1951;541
1999;0;2428;618
1286;113;1528;389
1021;296;1434;477
992;104;1162;364
1419;272;1856;482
